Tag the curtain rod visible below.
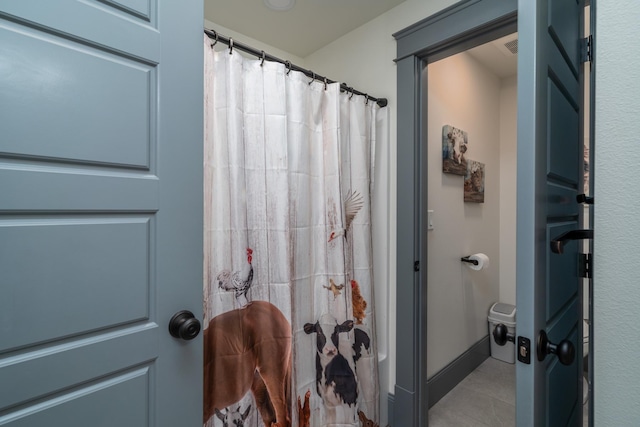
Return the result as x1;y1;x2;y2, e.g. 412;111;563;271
204;29;388;108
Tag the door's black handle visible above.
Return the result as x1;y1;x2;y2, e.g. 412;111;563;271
550;229;593;254
493;323;515;346
577;194;594;205
537;330;575;366
168;310;201;340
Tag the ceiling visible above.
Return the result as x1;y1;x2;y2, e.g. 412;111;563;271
466;33;518;79
204;0;406;58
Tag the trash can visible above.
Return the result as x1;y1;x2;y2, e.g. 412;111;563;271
488;302;516;363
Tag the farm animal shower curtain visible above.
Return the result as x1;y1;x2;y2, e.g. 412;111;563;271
203;37;385;427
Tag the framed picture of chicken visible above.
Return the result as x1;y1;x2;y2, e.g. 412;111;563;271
442;124;468;175
464;159;485;203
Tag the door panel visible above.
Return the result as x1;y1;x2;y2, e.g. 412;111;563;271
0;1;203;425
1;368;151;426
546;299;580;426
548;0;582;76
548;82;580;183
547;330;579;426
1;23;153;167
0;218;151;351
547;223;579;319
102;0;151;19
547;183;578;218
0;168;159;211
0;1;160;58
517;0;584;425
0;326;156;411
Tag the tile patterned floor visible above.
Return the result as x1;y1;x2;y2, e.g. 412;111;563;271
428;357;590;426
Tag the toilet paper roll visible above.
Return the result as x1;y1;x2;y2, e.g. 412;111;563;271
466;253;490;271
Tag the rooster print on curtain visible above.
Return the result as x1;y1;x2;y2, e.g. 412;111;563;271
203;35;381;427
215;248;254;307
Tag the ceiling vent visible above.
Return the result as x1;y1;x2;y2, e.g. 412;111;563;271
503;39;518;55
494;34;518;56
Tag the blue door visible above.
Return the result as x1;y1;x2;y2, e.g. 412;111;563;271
516;0;587;425
0;1;203;425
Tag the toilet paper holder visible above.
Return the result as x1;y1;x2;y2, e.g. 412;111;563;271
461;256;479;265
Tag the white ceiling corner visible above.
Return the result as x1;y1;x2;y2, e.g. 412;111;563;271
466;33;518;79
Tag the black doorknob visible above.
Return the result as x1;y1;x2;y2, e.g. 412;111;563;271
493;323;515;346
537;330;575;365
168;310;201;340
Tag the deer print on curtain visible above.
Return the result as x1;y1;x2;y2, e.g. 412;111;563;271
203;36;384;427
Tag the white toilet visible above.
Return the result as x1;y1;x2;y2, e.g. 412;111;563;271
583;319;590;405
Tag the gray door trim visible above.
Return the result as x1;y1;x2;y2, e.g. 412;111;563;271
393;1;516;425
393;0;517;63
393;53;427;427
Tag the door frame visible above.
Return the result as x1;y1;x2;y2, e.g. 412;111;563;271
392;1;517;425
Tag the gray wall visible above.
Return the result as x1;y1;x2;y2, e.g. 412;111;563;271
594;1;640;423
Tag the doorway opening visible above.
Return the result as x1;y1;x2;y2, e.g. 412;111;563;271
425;33;518;426
425;3;593;423
393;1;592;425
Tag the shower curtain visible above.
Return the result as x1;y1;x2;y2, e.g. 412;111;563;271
203;36;385;427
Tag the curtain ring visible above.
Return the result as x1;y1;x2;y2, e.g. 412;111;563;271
285;61;292;75
349;87;355;99
365;94;369;105
260;50;265;66
228;38;234;54
210;30;218;48
323;77;328;90
308;72;315;85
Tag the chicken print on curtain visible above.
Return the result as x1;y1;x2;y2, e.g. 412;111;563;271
203;36;384;427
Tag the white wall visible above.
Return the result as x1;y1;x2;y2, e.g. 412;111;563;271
594;1;640;424
499;76;517;306
426;52;502;377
